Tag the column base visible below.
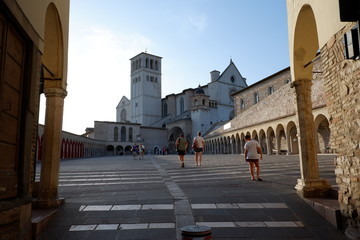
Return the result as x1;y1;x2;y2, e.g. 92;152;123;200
33;198;65;209
345;225;360;240
295;178;331;198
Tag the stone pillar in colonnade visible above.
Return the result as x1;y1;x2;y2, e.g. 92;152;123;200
292;79;330;197
266;137;272;155
36;88;67;208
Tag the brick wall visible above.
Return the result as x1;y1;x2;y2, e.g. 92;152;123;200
321;22;360;231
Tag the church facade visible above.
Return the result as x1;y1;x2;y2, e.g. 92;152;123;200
102;52;248;154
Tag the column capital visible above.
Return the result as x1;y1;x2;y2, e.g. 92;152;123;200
290;79;312;89
44;88;67;98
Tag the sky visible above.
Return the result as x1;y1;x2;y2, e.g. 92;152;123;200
40;0;290;135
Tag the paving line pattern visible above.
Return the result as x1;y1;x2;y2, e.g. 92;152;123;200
69;203;303;232
40;155;336;239
69;221;304;232
35;158;336;186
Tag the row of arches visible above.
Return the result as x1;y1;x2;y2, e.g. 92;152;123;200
205;114;330;155
105;144;163;155
114;126;134;142
37;136;107;161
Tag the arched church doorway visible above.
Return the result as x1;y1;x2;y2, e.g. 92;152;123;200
168;127;184;153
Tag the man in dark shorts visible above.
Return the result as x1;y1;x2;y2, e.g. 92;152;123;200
244;134;263;181
175;134;188;168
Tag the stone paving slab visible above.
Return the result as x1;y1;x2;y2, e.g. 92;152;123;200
36;154;348;240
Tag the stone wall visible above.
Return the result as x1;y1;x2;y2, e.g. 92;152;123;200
234;58;323;118
234;68;291;116
207;75;326;139
321;22;360;235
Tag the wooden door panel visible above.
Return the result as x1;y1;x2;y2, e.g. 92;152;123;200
2;83;20;118
0;13;25;200
4;53;22;90
0;176;17;199
6;27;24;64
0;142;16;171
0;112;18;143
0;17;3;48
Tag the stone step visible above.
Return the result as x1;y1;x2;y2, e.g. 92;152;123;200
31;208;58;240
302;188;344;230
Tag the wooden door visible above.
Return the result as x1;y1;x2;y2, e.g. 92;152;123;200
0;13;26;200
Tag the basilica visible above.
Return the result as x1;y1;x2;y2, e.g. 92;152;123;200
91;52;248;154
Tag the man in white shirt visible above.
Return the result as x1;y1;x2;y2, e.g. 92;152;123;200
244;134;263;181
193;131;205;166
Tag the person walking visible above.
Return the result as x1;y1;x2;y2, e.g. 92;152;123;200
244;134;263;181
175;134;188;168
131;143;139;160
139;144;145;159
192;131;205;166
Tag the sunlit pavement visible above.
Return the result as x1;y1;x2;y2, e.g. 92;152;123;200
36;154;348;240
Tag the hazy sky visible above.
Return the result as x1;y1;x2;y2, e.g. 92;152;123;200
40;0;290;135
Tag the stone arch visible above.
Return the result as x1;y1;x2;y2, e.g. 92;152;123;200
224;136;229;154
214;138;219;154
291;4;330;197
314;114;331;153
38;2;68;207
153;146;160;155
252;130;258;141
106;145;115;156
121;108;127;121
121;126;126;141
114;127;119;141
124;145;132;155
286;121;299;154
276;124;287;154
116;145;123;155
240;132;246;152
168;127;184;153
259;129;267;154
129;127;133;142
266;127;275;154
43;3;64;87
235;133;241;154
230;135;235;154
219;137;224;154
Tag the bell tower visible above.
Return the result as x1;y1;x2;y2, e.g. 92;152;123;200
130;52;162;126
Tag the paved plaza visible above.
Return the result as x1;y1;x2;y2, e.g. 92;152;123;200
36;153;347;240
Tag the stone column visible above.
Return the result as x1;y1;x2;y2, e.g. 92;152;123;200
276;135;280;155
286;134;291;155
36;88;67;208
293;79;330;197
266;137;272;155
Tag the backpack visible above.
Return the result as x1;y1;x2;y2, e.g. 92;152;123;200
192;138;199;151
176;138;187;151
